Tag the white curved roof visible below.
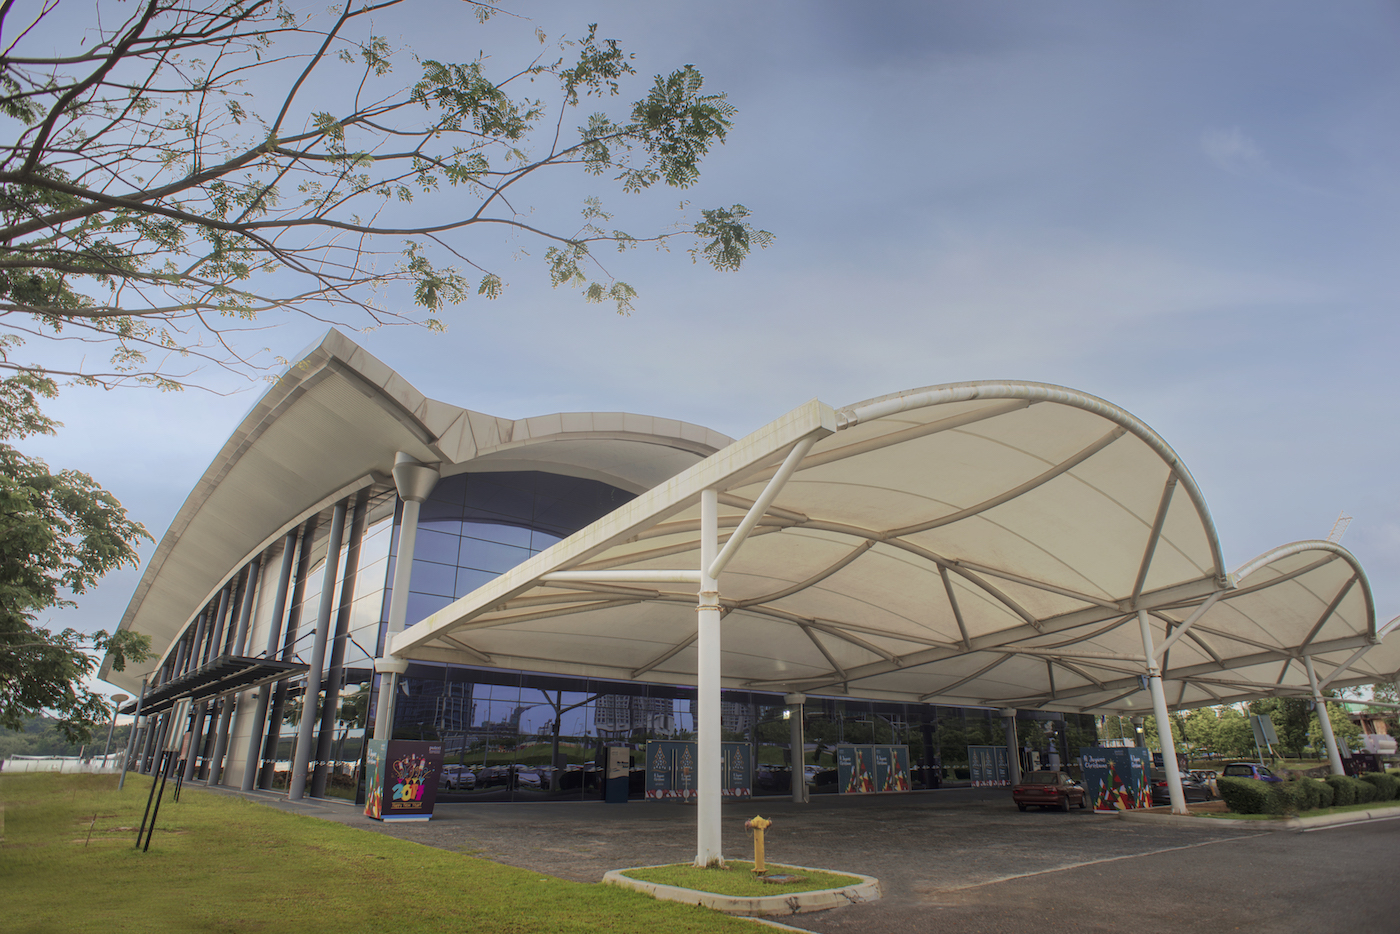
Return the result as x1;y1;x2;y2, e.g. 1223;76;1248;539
394;384;1397;713
101;330;732;691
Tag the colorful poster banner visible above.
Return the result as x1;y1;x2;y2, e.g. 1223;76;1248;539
836;745;911;794
365;739;444;821
644;741;752;798
1079;746;1151;811
967;744;1010;786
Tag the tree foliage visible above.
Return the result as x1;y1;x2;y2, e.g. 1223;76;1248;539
0;0;772;387
0;370;151;742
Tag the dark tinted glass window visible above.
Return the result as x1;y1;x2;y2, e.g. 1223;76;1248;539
402;471;636;629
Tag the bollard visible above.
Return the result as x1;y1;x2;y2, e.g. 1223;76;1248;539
744;815;772;874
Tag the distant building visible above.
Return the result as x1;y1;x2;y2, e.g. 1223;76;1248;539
594;695;675;740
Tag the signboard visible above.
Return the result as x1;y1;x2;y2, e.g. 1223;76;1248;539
967;744;1010;786
1344;752;1381;777
836;745;911;794
1079;746;1151;812
605;746;629;803
644;741;752;799
364;739;443;821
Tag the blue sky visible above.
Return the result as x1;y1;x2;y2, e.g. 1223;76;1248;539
21;1;1400;687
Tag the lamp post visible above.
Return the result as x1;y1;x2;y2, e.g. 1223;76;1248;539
101;694;130;767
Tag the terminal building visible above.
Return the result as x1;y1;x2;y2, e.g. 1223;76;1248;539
104;331;1400;856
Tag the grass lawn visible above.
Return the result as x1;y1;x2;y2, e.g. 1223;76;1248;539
0;772;751;933
1197;798;1400;821
621;861;860;897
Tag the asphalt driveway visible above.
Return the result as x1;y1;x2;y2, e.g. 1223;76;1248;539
214;785;1400;932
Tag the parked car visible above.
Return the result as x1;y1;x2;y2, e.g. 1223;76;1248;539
1220;762;1281;783
438;766;476;791
1012;770;1087;812
1189;769;1219;795
1149;768;1214;805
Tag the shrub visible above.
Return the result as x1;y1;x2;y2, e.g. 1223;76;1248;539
1217;776;1272;814
1312;778;1334;809
1292;778;1323;812
1325;774;1356;806
1266;780;1310;816
1351;775;1379;804
1360;772;1399;801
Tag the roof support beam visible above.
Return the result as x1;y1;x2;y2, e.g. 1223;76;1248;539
1319;644;1376;691
542;569;701;584
1301;575;1357;649
1079;685;1145;711
997;645;1146;662
939;566;972;649
745;398;1033;483
631;631;698;679
1049;657;1106;690
885;427;1126;538
919;654;1011;701
1153;590;1224;661
734;541;874;608
1132;475;1177;604
799;624;848;682
948;559;1121;611
709;431;826;580
440;634;493;666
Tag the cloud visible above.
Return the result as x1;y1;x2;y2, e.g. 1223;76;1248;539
1202;126;1270;175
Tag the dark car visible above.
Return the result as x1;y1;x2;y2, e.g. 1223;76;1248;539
1149;768;1214;805
1221;762;1281;783
1012;770;1087;812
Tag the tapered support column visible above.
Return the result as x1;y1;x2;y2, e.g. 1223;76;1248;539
211;559;262;786
999;708;1021;786
373;453;440;741
290;500;347;801
243;531;299;791
786;693;808;804
181;702;207;782
695;488;723;867
1305;656;1346;776
1138;610;1186;814
117;679;147;791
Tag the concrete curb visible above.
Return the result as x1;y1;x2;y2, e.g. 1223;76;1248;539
603;864;881;917
1116;806;1400;832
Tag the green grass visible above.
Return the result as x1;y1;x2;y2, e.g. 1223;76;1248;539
1197;797;1400;821
0;772;752;933
621;861;860;897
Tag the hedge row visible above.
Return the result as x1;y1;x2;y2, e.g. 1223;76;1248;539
1219;772;1400;815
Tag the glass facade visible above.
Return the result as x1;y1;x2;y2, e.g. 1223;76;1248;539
144;469;1097;802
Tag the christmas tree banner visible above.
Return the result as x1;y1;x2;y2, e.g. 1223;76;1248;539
1079;746;1151;811
644;741;752;798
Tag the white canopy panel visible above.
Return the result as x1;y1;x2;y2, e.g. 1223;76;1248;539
394;382;1392;713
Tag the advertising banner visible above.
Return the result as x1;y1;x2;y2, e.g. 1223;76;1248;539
967;744;1010;786
1079;746;1150;811
836;745;910;794
364;739;443;821
644;741;752;799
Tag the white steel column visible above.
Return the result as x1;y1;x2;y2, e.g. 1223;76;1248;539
999;708;1021;787
373;453;440;741
1305;656;1346;776
1138;609;1187;814
785;692;808;804
695;488;723;867
290;500;347;801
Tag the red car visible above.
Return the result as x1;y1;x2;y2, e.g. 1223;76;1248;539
1012;770;1087;812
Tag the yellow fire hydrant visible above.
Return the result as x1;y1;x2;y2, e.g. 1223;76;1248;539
744;815;772;874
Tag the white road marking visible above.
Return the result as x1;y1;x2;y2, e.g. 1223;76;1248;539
942;832;1272;892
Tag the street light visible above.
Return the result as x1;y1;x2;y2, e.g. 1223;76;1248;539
101;694;130;767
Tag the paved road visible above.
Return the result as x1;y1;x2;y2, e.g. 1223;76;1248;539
209;785;1400;931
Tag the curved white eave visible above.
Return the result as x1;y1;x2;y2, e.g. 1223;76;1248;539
100;329;732;690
